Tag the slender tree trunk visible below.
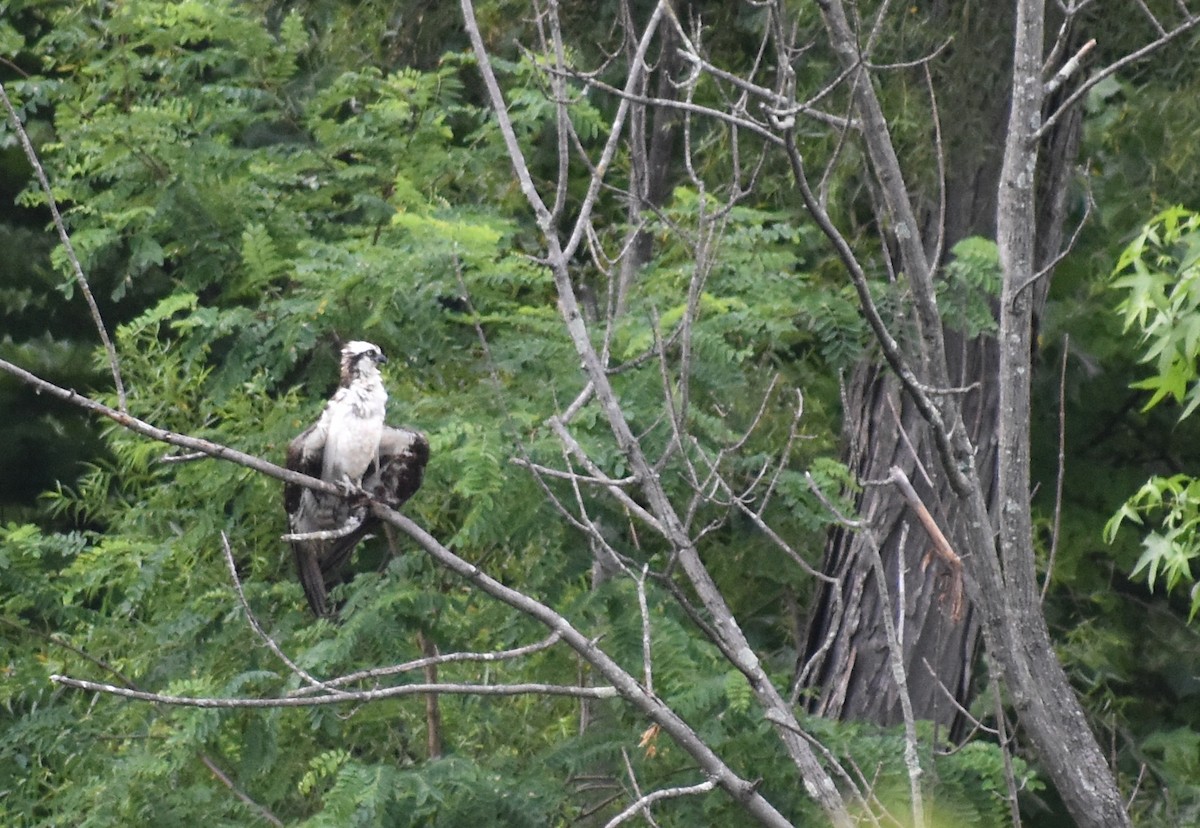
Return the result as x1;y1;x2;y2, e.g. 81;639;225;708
991;1;1129;823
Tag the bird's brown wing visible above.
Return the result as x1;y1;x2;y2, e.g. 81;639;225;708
284;422;324;515
370;426;430;508
285;421;340;617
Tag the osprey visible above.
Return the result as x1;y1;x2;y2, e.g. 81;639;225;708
283;341;429;617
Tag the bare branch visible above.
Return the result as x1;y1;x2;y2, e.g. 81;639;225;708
462;3;852;820
812;0;945;377
545;416;665;535
780;134;971;496
197;753;285;828
1132;0;1169;37
50;674;618;706
636;564;654;694
0;81;127;411
280;514;364;543
288;632;564;696
991;678;1024;828
1043;38;1096;97
510;458;638;488
1041;334;1069;601
158;451;209;464
564;70;785;144
670;47;855;130
1037;15;1200;142
219;532;352;697
814;465;926;825
0;356;343;499
888;465;964;620
603;777;718;828
926;62;948;272
617;748;660;828
371;501;797;827
1022;175;1095;290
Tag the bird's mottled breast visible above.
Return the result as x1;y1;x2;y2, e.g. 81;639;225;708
320;377;387;483
346;378;387;419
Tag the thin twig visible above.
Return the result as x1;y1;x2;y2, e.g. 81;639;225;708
197;753;285;827
219;532;351;696
856;506;925;828
636;564;654;694
618;747;659;828
158;451;209;464
991;678;1023;828
510;458;638;487
1036;17;1200;142
0;81;127;410
1041;335;1069;601
781;132;969;497
1021;176;1095;292
921;658;1000;739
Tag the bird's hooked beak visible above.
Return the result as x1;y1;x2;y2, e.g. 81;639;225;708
373;352;388;365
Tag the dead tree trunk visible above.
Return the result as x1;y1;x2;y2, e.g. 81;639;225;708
800;2;1083;738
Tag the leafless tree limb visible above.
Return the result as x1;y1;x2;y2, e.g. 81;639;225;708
1042;335;1070;601
888;465;964;620
780;133;969;495
373;502;802;826
510;458;638;488
0;81;127;411
991;678;1024;828
288;632;564;696
50;674;618;706
616;747;660;828
197;753;285;828
219;532;351;697
1036;14;1200;142
603;777;718;828
280;514;364;543
158;451;209;464
1044;38;1096;97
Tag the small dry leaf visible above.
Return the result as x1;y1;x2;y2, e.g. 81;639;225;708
638;723;661;759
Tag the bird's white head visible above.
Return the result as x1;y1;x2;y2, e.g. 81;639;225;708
340;340;388;383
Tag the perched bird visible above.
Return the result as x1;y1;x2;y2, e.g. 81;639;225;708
283;340;429;617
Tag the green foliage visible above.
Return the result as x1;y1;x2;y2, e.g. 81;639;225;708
803;717;1041;828
1112;206;1200;415
1108;207;1200;620
1097;196;1200;819
939;236;1001;337
1104;474;1200;619
0;1;1135;826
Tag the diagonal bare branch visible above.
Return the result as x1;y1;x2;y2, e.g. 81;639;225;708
0;81;127;411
